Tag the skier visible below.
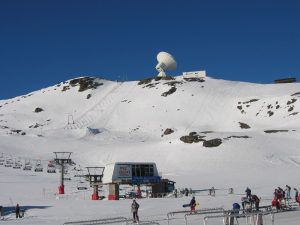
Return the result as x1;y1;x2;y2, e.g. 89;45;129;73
184;188;189;197
15;204;20;219
232;202;240;214
251;194;260;211
0;206;3;220
245;187;251;199
294;188;299;202
173;189;178;198
131;200;140;223
285;185;291;200
189;196;196;213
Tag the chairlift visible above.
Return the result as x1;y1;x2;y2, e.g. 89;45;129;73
34;160;43;172
47;162;56;173
13;161;22;169
4;158;13;167
63;173;72;181
77;180;88;190
23;160;32;170
0;153;4;165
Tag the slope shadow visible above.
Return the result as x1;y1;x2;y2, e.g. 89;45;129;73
1;205;51;216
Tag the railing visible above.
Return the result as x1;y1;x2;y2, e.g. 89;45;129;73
183;208;225;225
202;210;275;225
63;217;161;225
63;217;128;225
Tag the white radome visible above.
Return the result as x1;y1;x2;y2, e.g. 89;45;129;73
155;51;177;77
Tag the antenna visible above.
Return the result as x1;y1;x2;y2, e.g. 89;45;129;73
155;51;177;77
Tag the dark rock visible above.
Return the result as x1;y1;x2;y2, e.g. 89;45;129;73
69;77;103;92
288;106;294;112
291;92;300;96
180;135;196;144
200;131;213;134
267;111;274;116
237;105;242;110
264;130;288;133
154;76;174;81
242;99;259;104
138;77;153;85
224;136;250;139
164;81;183;86
289;112;298;116
239;122;251;129
183;78;205;82
163;128;174;135
62;86;70;92
189;132;197;136
161;87;177;97
203;138;222;147
276;105;280;109
180;132;206;144
287;99;297;105
34;107;44;113
87;94;92;99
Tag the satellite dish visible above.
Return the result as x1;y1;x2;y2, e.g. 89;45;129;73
155;52;177;77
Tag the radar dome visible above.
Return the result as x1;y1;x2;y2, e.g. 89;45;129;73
155;51;177;77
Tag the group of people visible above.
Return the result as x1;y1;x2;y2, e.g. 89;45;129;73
272;185;300;209
240;187;260;212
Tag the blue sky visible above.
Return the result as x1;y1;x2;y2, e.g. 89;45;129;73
0;0;299;99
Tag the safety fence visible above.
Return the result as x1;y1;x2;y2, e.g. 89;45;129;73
63;217;161;225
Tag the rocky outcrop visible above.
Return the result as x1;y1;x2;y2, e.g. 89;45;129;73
239;122;251;129
180;132;206;144
203;138;222;147
161;87;177;97
34;107;44;113
163;128;174;135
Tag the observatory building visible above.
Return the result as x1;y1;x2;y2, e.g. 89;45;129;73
155;52;177;77
183;70;206;78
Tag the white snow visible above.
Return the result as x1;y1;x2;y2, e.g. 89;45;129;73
0;75;300;224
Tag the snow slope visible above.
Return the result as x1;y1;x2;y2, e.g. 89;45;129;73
0;75;300;224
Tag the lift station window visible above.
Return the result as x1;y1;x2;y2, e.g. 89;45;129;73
132;164;154;177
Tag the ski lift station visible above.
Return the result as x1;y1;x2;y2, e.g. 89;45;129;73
102;162;175;200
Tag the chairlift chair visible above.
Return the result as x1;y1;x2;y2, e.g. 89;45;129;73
23;160;32;170
4;158;13;167
0;153;4;165
77;180;88;190
47;162;56;173
34;160;43;172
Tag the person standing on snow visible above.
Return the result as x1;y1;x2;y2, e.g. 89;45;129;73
251;195;260;211
15;204;20;219
294;188;299;203
189;196;196;213
245;187;251;199
131;200;140;223
285;185;291;200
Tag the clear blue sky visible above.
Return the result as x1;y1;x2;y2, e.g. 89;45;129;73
0;0;299;99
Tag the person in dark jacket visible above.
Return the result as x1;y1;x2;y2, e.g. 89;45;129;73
232;202;240;214
293;188;299;203
245;187;251;199
189;197;196;213
15;204;20;219
251;195;260;211
131;200;139;223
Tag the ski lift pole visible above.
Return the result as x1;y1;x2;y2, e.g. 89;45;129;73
54;152;73;195
60;163;65;194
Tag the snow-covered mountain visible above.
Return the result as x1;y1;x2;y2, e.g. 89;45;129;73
0;75;300;189
1;75;300;224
